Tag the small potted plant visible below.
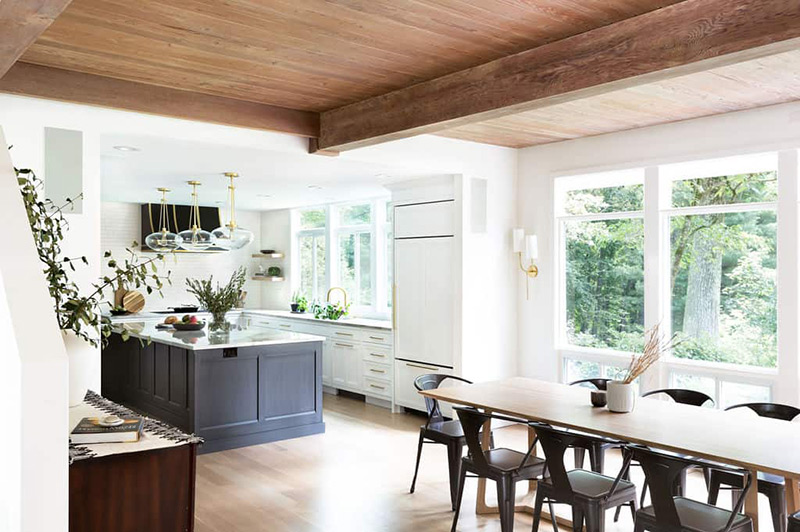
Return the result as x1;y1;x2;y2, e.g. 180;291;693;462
185;267;247;332
290;292;308;313
310;300;350;321
607;324;679;413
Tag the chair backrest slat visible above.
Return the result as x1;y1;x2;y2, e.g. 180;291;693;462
453;407;492;474
642;388;715;408
630;446;687;529
568;378;611;391
414;374;473;423
726;402;800;421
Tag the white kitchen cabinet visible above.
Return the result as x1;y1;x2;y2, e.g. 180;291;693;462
330;339;361;390
395;236;454;368
394;201;454;238
321;341;332;386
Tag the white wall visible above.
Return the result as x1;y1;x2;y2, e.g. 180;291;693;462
259;209;292;309
518;101;800;389
0;130;69;532
101;202;263;310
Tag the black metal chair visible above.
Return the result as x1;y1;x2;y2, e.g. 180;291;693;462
410;374;492;510
451;407;549;532
569;378;618;473
530;421;638;532
614;388;716;522
707;403;800;532
629;444;753;532
789;511;800;532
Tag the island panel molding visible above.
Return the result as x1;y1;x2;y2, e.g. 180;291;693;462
102;328;325;453
317;0;800;151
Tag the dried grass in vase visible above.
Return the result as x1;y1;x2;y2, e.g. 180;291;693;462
620;324;681;384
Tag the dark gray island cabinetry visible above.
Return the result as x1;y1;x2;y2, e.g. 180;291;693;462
102;322;325;453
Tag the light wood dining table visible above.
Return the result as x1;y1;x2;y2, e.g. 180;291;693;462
420;377;800;532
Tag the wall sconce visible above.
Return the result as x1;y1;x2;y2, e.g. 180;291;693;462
513;229;539;300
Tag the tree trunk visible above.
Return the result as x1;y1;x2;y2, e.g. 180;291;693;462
683;228;722;339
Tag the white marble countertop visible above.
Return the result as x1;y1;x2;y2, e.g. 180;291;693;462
108;308;393;330
112;317;325;351
248;310;392;330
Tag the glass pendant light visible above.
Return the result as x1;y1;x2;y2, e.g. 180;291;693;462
145;187;183;251
212;171;255;250
178;180;216;251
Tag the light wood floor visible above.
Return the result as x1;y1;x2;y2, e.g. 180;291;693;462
193;394;757;532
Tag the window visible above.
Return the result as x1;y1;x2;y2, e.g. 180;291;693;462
296;207;327;302
559;173;645;353
668;171;777;368
556;153;781;408
293;198;391;318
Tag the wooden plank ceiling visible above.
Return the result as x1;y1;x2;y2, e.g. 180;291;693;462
19;0;683;112
7;0;800;149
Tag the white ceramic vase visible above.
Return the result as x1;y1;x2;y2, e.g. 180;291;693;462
63;330;96;407
607;381;636;413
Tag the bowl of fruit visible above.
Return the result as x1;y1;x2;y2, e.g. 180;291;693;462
172;314;206;331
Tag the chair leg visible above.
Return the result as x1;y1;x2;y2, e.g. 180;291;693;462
409;430;425;494
633;519;646;532
768;485;787;532
707;474;721;505
547;500;558;532
497;477;517;532
531;490;545;532
574;447;586;469
731;488;743;510
640;482;649;509
675;467;688;497
572;506;584;532
446;440;464;511
584;503;605;532
614;466;632;523
450;467;468;532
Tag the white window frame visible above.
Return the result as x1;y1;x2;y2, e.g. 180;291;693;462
554;152;798;407
292;197;391;319
293;206;329;303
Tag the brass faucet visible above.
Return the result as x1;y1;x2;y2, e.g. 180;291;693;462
326;286;348;307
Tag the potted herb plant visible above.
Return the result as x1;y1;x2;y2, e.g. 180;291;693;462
291;292;308;313
185;267;247;331
17;166;171;406
310;300;350;321
607;324;679;413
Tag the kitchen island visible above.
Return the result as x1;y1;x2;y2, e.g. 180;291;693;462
102;318;325;453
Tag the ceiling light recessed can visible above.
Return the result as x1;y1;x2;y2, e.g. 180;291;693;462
113;145;140;152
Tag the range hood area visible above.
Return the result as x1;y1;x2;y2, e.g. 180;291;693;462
140;203;227;253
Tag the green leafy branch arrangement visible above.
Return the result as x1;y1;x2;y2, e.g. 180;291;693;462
185;267;247;329
17;166;171;347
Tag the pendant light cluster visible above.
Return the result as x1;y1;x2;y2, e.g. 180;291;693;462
145;172;254;253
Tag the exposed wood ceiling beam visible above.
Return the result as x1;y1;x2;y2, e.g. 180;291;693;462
0;63;319;138
0;0;73;78
318;0;800;152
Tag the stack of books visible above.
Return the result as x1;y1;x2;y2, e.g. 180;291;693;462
71;415;144;444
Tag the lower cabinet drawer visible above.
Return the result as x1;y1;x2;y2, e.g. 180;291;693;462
362;376;392;400
363;359;392;380
362;346;391;363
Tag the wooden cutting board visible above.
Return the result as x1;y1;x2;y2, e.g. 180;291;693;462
122;290;145;314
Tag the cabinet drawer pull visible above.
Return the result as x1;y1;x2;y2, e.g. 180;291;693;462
369;335;385;341
279;324;291;328
369;368;386;374
335;342;354;348
405;362;439;371
369;352;386;358
335;331;354;337
369;384;386;390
